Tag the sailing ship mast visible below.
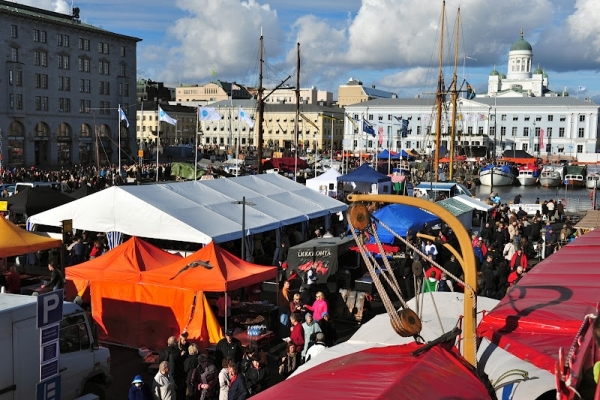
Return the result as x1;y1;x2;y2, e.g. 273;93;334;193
294;43;300;178
433;1;445;182
256;34;265;174
449;7;460;181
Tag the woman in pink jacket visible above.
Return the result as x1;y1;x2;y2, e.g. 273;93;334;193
304;291;328;321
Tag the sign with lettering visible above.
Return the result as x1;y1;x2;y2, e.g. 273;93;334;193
286;236;355;284
508;203;542;216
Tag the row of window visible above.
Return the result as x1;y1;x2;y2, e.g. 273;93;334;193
9;71;129;96
360;114;587;123
10;25;127;56
10;48;127;76
9;94;127;116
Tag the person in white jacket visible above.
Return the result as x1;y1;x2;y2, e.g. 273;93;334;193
503;241;516;262
218;357;231;400
152;361;176;400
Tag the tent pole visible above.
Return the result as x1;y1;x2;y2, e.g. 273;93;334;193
224;291;228;333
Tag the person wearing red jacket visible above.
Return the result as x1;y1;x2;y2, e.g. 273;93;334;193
508;266;525;287
510;248;528;271
287;313;305;354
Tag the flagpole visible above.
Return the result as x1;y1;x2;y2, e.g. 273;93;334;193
156;105;160;182
118;104;122;183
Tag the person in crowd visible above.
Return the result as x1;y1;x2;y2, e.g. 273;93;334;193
191;353;218;400
216;292;232;327
508;265;525;288
278;341;300;378
278;280;291;332
305;332;327;363
6;265;21;294
547;200;556;220
245;282;262;302
503;241;516;262
218;357;231;400
172;332;190;399
215;329;243;370
423;270;438;293
510;248;528;271
289;293;306;319
288;313;305;354
480;222;493;245
152;361;176;400
302;313;322;360
159;336;178;382
89;240;103;259
424;239;438;261
304;291;328;321
41;261;64;291
240;344;258;378
322;228;334;238
227;363;247;400
436;272;454;292
481;254;499;299
317;312;337;347
68;236;86;265
183;343;199;400
244;353;270;396
129;375;152;400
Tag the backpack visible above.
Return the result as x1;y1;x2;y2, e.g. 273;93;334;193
437;279;449;292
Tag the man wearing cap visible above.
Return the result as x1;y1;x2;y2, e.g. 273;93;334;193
317;312;337;347
215;329;243;370
301;313;322;360
128;374;151;400
244;353;270;395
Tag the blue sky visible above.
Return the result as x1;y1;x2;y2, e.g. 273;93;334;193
22;0;600;100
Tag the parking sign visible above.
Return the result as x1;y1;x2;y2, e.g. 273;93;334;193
37;290;64;329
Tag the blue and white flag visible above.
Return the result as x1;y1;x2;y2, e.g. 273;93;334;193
198;106;222;121
118;106;130;128
578;86;586;91
401;119;409;138
362;118;375;137
158;106;177;126
238;107;255;129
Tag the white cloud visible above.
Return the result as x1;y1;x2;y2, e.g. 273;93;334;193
379;67;430;88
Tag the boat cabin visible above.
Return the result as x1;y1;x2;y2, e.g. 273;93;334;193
413;182;473;200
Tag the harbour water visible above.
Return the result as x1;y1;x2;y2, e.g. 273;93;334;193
472;184;595;210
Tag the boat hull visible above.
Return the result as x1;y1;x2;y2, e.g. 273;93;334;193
539;177;562;187
585;176;600;189
566;179;585;188
479;169;514;186
517;175;537;186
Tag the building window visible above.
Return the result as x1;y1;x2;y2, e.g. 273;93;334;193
11;25;17;38
57;34;69;47
79;57;90;72
578;128;585;138
512;116;518;121
35;96;49;111
98;42;109;54
478;127;484;134
548;115;553;122
524;116;530;121
11;47;19;62
120;46;126;57
534;144;540;152
57;54;70;70
522;143;528;151
16;94;23;110
577;145;583;153
99;81;110;95
535;116;542;122
79;38;90;51
579;115;586;122
120;64;126;77
560;116;566;122
9;94;14;108
523;127;529;137
34;73;48;89
33;29;47;43
124;83;129;96
58;98;71;112
34;51;48;67
79;99;91;113
58;76;70;91
547;127;552;137
9;70;23;86
535;127;540;137
99;61;110;75
79;79;91;93
559;127;565;138
546;144;551;152
500;126;506;137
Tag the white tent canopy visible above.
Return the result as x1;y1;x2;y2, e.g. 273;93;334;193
454;194;494;212
305;168;342;197
27;174;347;244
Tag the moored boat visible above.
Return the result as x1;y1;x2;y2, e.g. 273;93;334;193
479;164;515;186
585;173;600;189
539;164;565;187
564;165;586;188
517;164;540;186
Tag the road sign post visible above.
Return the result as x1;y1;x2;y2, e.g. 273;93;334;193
37;290;63;393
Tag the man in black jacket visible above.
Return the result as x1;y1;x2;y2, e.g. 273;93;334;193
158;336;178;379
214;329;243;369
245;354;270;395
41;261;64;291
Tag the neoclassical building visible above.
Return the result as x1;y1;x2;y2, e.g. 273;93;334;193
0;1;140;168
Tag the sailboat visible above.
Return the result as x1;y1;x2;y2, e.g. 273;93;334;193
479;164;515;186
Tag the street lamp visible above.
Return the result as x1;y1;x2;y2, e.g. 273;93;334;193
232;197;256;262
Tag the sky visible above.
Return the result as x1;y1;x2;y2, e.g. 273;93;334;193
17;0;600;101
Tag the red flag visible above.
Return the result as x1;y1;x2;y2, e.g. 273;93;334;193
378;126;384;147
539;128;544;148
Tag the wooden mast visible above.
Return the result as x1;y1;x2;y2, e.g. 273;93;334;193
449;7;460;180
294;43;300;179
434;1;445;182
256;34;265;174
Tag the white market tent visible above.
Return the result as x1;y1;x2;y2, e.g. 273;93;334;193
453;194;494;212
27;174;347;244
305;168;342;197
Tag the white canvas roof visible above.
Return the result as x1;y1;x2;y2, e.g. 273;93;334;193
454;194;494;212
28;174;347;244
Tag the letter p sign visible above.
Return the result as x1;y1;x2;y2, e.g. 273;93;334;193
37;290;64;329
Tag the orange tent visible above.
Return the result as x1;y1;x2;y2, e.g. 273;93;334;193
141;241;278;292
65;237;222;351
0;217;61;258
65;237;182;301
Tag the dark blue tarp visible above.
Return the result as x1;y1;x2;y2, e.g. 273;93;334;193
370;204;441;243
337;163;391;184
377;149;400;160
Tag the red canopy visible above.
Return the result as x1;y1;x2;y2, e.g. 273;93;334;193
141;241;277;292
478;229;600;373
439;155;466;163
253;343;490;399
263;157;310;172
65;237;182;300
350;243;399;255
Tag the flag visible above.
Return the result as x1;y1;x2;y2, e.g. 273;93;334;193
238;107;254;129
118;106;129;128
211;69;217;76
466;82;476;99
579;86;586;91
362;118;375;137
158;106;177;126
539;128;544;148
231;83;240;91
345;114;359;131
401;119;409;138
198;106;222;121
300;113;320;131
377;126;384;146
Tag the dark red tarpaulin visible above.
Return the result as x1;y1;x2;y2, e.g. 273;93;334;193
253;343;490;399
350;243;399;254
263;157;309;172
478;229;600;373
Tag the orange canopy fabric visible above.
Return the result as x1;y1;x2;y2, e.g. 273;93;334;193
141;241;278;292
65;237;182;300
0;217;61;258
